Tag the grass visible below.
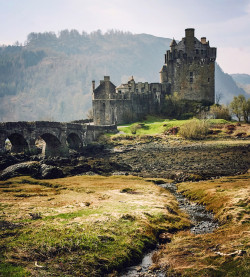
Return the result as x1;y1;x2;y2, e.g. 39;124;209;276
0;175;190;276
155;173;250;276
117;116;248;137
118;118;192;136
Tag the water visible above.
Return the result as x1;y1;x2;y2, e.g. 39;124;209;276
161;182;218;235
121;182;218;276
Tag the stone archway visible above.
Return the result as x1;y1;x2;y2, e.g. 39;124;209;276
7;133;29;154
40;133;67;157
66;133;82;151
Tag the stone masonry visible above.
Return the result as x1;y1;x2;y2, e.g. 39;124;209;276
92;28;216;125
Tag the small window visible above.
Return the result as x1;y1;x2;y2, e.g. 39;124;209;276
208;78;210;83
196;49;199;54
190;77;193;83
201;50;204;55
190;72;193;77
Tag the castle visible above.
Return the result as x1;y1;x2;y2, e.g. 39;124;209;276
92;28;217;125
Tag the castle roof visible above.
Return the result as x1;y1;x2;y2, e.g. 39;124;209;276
170;38;177;47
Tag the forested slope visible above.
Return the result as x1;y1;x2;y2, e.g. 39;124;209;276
0;30;247;122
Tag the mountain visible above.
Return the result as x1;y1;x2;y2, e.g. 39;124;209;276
231;73;250;95
0;30;247;122
215;66;248;104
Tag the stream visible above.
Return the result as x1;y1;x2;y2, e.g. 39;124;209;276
121;182;219;277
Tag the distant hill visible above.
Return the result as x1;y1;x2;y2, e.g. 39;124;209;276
231;73;250;95
215;66;248;104
0;30;247;122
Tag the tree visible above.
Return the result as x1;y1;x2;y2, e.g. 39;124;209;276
229;95;250;122
230;95;243;121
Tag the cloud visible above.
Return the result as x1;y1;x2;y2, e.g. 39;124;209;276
217;47;250;75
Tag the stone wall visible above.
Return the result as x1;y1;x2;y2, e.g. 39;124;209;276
92;77;169;125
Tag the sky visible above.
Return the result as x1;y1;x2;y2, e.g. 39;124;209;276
1;0;250;75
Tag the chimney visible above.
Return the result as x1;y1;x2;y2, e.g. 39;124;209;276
92;80;95;91
201;37;207;44
104;76;110;82
185;28;195;57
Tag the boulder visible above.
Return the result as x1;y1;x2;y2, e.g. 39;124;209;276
40;164;64;179
0;161;40;180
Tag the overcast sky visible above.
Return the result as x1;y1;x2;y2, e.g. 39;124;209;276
1;0;250;74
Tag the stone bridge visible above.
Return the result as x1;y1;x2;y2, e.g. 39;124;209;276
0;121;117;157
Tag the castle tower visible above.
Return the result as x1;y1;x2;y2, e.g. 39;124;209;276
161;28;217;104
92;76;117;125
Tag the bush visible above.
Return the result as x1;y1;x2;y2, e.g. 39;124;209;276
179;119;209;140
209;104;231;120
130;123;142;134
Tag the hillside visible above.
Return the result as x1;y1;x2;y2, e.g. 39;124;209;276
0;30;247;122
231;73;250;95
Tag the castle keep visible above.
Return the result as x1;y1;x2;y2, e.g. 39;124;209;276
92;28;216;125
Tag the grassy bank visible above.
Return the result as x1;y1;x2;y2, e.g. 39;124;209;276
0;175;190;276
155;173;250;276
117;117;231;135
116;117;249;138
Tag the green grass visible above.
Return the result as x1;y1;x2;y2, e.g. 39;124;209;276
118;117;233;136
0;175;190;276
0;262;30;277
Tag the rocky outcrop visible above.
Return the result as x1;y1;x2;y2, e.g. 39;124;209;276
0;161;64;180
40;164;64;179
0;161;41;180
108;143;250;179
0;142;249;181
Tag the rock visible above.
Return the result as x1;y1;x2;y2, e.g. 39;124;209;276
0;161;40;180
40;164;64;179
159;232;172;244
70;164;91;175
136;266;142;272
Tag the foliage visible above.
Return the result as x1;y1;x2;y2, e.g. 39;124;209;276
178;119;210;140
0;30;172;122
229;94;250;122
130;123;143;134
209;104;231;120
163;92;211;119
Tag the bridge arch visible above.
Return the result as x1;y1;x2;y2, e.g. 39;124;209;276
7;133;29;154
66;133;82;151
40;133;68;157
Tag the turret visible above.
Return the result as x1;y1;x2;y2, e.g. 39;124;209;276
170;38;177;52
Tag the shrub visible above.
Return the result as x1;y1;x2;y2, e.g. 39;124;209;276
179;119;209;140
130;123;142;134
210;104;231;120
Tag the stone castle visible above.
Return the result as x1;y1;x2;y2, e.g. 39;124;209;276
92;28;217;125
